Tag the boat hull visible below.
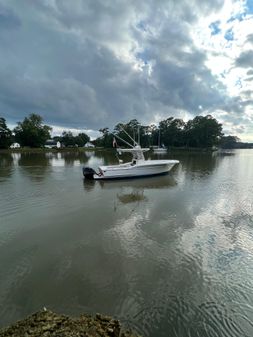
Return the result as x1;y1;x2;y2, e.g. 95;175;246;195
93;160;179;180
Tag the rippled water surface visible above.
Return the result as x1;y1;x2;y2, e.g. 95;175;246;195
0;149;253;336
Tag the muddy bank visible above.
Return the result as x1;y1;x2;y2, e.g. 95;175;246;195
0;309;141;337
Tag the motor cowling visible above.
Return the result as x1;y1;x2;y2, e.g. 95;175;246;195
83;167;96;179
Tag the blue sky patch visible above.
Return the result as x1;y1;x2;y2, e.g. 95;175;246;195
246;0;253;14
136;50;149;64
227;12;245;23
224;28;234;41
136;20;147;32
209;21;221;35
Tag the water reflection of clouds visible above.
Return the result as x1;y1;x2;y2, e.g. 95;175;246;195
85;151;95;158
181;194;253;266
106;210;152;259
50;155;65;167
11;152;21;165
43;151;98;167
177;153;253;334
105;202;215;337
18;153;52;181
86;155;102;167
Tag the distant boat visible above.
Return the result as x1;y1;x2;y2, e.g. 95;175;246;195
83;128;179;180
153;145;167;154
153;129;167;153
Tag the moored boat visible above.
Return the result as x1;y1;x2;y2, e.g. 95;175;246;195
152;129;167;153
152;146;167;154
83;145;179;180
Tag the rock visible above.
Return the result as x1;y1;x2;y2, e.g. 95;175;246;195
0;310;141;337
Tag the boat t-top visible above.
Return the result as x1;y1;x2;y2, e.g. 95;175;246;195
83;128;179;180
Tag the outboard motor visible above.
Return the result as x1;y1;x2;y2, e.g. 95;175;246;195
83;167;96;179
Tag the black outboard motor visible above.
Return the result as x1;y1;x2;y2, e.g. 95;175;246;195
83;167;96;179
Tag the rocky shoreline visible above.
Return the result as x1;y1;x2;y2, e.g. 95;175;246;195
0;309;141;337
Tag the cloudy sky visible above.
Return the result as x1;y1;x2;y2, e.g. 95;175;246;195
0;0;253;141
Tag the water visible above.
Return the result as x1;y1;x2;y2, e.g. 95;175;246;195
0;149;253;336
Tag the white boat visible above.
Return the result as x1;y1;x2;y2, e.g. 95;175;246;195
83;145;179;180
153;129;167;153
153;146;167;154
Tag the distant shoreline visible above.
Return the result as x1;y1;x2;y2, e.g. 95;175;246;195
0;147;101;154
0;146;252;155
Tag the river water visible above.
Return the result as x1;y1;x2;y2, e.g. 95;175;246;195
0;149;253;336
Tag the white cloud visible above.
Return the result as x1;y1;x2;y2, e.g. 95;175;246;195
51;125;100;140
1;0;253;141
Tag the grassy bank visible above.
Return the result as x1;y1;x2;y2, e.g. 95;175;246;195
0;147;102;154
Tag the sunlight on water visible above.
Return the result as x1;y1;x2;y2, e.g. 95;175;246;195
0;149;253;336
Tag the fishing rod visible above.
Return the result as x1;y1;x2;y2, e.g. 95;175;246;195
113;133;134;148
119;126;139;147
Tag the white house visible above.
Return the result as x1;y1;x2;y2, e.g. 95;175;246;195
10;142;20;149
45;140;61;149
84;142;95;148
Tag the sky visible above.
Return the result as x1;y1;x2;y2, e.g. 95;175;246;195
0;0;253;141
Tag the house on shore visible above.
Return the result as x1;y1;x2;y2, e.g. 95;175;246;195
45;140;61;149
10;142;21;149
84;142;95;148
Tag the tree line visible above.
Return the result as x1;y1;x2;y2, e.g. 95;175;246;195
0;113;248;150
0;114;90;149
94;115;238;149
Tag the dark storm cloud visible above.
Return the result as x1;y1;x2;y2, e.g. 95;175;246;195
235;50;253;68
245;76;253;82
246;33;253;44
241;90;253;98
0;3;21;29
0;0;246;132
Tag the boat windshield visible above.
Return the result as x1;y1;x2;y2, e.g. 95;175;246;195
132;150;144;161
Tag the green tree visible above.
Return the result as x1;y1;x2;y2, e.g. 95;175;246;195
93;114;224;150
95;127;114;148
185;115;223;148
159;117;185;147
75;133;90;147
0;117;12;148
220;135;240;149
145;124;158;147
61;131;76;147
14;114;52;147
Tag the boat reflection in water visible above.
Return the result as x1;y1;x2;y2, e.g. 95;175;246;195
83;173;178;217
99;174;177;189
116;191;147;204
83;174;177;193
